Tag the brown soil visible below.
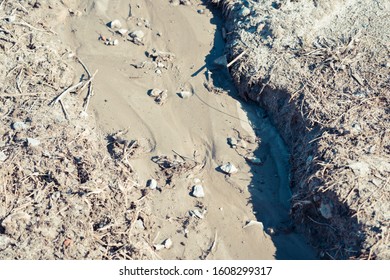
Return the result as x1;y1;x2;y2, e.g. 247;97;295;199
211;0;389;259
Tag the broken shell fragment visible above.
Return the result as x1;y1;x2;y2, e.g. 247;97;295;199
108;19;122;29
220;162;238;174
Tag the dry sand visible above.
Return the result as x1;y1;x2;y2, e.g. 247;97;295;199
52;0;315;259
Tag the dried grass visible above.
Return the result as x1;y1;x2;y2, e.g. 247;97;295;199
0;1;155;259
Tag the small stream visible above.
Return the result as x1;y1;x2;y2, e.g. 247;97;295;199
206;3;316;259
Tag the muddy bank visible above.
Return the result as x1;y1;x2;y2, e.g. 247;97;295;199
211;0;390;259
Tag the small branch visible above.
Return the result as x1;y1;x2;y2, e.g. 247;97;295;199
172;149;199;164
50;81;83;106
0;92;41;97
59;99;69;120
307;215;336;231
78;69;98;93
127;3;132;18
83;86;94;112
77;57;92;78
16;68;23;93
227;50;247;68
12;20;56;35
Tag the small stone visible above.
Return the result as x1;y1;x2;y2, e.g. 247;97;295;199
154;244;165;251
192;184;205;198
190;209;205;219
135;219;145;230
74;10;82;17
197;9;204;14
178;91;192;99
348;161;370;177
238;6;251;17
12;121;28;131
149;88;163;97
130;30;145;39
6;15;16;23
319;201;333;219
79;111;88;118
155;90;168;104
243;220;264;229
108;19;122;29
180;0;191;6
155;69;162;75
163;238;173;249
147;179;157;190
227;137;238;148
170;0;180;6
220;162;238;174
116;28;128;36
27;138;40;147
0;151;7;162
245;156;262;165
112;39;119;46
0;235;14;250
137;22;142;27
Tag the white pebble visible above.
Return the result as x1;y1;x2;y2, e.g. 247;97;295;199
192;184;205;198
147;179;157;190
108;19;122;29
27;138;40;147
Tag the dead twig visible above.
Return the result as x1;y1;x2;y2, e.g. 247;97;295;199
59;99;69;120
12;21;56;35
50;81;83;106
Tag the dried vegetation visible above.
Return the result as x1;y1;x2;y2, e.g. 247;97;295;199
0;0;158;259
212;0;390;259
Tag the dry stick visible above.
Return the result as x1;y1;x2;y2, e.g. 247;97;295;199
83;81;95;112
227;50;247;68
172;149;199;164
0;92;41;97
16;68;23;93
79;69;98;93
12;21;56;35
77;57;92;78
59;100;69;120
50;81;83;106
307;215;336;231
205;231;218;260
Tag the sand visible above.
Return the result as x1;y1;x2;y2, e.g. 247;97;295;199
53;0;315;259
